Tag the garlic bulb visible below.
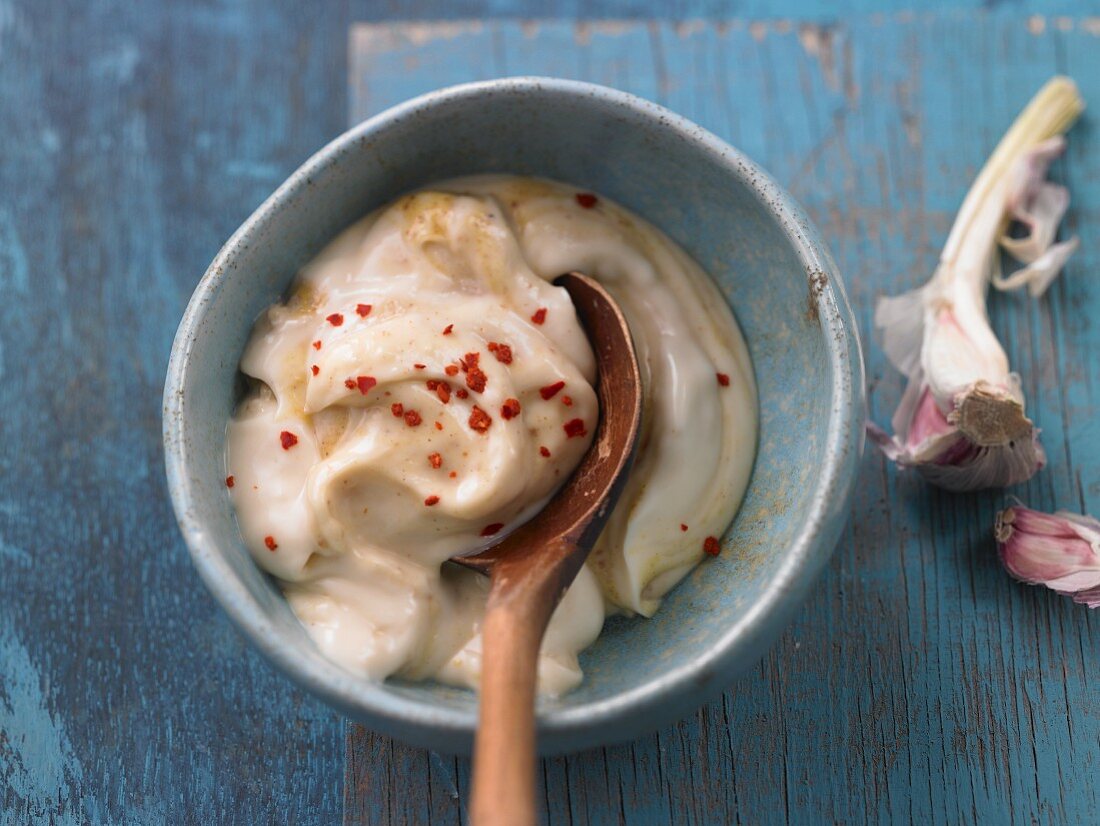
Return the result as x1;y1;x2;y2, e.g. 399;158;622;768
995;506;1100;608
869;77;1084;491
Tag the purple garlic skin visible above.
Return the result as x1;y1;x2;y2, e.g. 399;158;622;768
870;98;1080;491
995;506;1100;608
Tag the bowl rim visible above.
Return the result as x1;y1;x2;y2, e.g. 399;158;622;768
163;76;865;753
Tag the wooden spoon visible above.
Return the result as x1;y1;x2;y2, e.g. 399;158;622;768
452;272;642;826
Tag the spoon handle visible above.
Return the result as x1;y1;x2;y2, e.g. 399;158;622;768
469;538;579;826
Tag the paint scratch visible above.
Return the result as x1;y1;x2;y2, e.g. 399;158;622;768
0;624;83;821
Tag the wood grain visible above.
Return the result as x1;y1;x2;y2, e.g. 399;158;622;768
346;13;1100;825
2;1;1099;823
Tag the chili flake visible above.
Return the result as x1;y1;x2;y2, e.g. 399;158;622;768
680;523;689;532
225;475;235;488
539;446;551;458
449;471;457;478
311;364;320;376
356;303;372;317
442;323;454;335
414;363;426;370
404;409;422;427
703;536;720;556
468;405;492;433
428;452;443;469
434;421;443;431
501;398;521;420
344;378;357;390
487;341;513;364
279;431;299;450
444;364;460;377
531;307;547;325
716;372;730;387
540;381;565;400
461;353;487;393
480;522;504;537
424;495;440;507
563;418;587;438
466;367;486;393
391;403;404;417
326;313;344;327
562;395;573;407
455;388;469;399
356;376;377;395
427;379;451;404
264;535;278;551
312;340;322;350
575;192;598;208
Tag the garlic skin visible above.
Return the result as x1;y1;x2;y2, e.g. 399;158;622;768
870;77;1083;491
995;506;1100;608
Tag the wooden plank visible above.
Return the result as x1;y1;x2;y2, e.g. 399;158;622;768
348;13;1100;824
0;2;349;822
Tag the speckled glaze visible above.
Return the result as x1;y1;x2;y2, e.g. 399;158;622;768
163;78;864;755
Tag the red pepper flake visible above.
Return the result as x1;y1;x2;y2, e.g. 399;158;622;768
356;303;372;318
391;403;404;417
575;192;599;208
480;522;504;537
539;446;551;458
437;383;451;403
501;398;521;420
326;313;344;327
264;535;278;551
434;421;443;431
404;409;422;427
703;536;721;557
442;323;454;335
531;307;547;325
455;388;469;399
562;395;573;407
344;378;357;390
468;405;492;433
279;431;299;450
424;495;440;507
312;340;322;351
540;381;565;400
428;452;443;469
311;364;320;376
680;523;689;532
466;367;487;393
444;364;460;377
225;475;235;488
356;376;377;395
449;471;457;478
461;353;487;393
716;372;730;387
563;418;587;439
487;341;513;364
414;363;426;370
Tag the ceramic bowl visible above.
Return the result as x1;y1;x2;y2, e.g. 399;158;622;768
163;77;864;754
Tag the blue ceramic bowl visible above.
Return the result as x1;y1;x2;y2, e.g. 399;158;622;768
163;78;864;754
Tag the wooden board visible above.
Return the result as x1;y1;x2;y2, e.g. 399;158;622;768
345;14;1100;825
1;1;1099;823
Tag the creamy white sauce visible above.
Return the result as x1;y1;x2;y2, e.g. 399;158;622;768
226;176;756;695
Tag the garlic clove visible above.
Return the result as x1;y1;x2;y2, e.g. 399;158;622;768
995;506;1100;607
870;77;1083;491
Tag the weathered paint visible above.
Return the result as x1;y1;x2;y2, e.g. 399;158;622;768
3;0;1100;823
345;13;1100;825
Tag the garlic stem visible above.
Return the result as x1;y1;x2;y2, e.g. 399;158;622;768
942;77;1084;274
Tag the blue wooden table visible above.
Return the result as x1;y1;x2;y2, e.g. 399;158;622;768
4;2;1099;823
